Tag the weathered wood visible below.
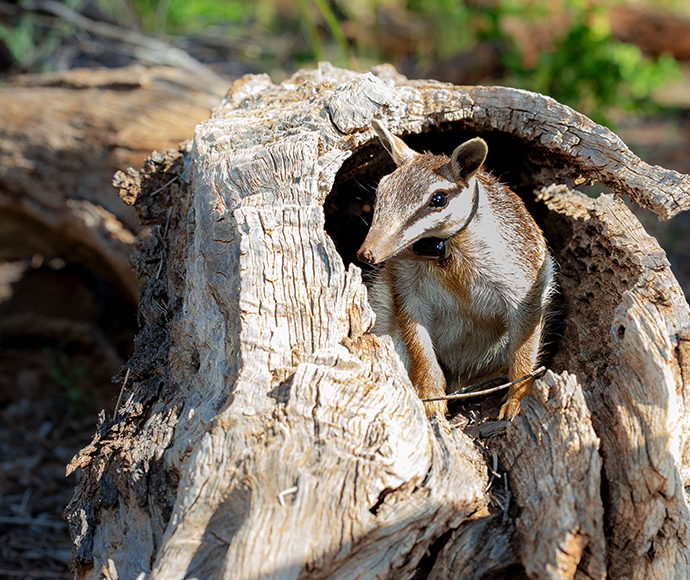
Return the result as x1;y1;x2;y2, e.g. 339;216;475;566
429;371;604;580
427;181;690;579
66;63;690;580
539;185;690;579
428;509;519;580
495;370;606;580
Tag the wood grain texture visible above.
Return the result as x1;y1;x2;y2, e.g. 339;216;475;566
540;185;690;579
496;371;606;580
427;509;519;580
65;63;690;580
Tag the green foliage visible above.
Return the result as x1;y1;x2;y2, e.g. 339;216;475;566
500;4;682;125
1;0;80;72
311;0;350;65
128;0;246;34
5;0;684;125
0;17;35;62
296;0;326;62
406;0;474;60
401;0;681;125
404;0;679;125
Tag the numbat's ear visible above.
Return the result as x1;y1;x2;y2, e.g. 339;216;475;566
371;119;417;166
449;137;488;184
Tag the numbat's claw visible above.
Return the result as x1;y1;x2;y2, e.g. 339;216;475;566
423;399;448;418
498;398;522;421
499;376;534;420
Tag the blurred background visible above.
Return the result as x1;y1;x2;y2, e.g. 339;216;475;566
0;0;689;577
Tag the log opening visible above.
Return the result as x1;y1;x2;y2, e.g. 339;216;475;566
325;125;565;271
324;123;568;413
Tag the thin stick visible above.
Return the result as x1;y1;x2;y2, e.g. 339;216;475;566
458;373;508;394
154;207;174;280
421;366;546;402
278;486;298;507
112;367;131;421
151;175;179;198
162;205;174;237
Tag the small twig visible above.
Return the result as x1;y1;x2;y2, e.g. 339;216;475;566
502;472;511;522
151;175;179;198
155;206;174;280
458;373;509;394
421;366;546;402
19;488;32;514
490;450;501;479
112;367;131;421
278;486;298;507
162;205;174;237
155;257;165;280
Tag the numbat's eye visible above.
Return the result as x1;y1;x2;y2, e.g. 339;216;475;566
428;190;448;209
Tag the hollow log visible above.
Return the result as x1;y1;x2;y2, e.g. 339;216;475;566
66;62;690;580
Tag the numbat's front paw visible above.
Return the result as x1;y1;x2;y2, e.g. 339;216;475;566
498;375;535;420
498;398;521;421
423;399;448;418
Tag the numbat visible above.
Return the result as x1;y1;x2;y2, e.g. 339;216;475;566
357;120;556;420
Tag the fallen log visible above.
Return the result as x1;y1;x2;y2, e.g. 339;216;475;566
0;64;227;302
66;62;690;580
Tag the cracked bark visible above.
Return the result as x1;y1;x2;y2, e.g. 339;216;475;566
66;63;690;580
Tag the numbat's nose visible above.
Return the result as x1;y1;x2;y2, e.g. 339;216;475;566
357;247;375;265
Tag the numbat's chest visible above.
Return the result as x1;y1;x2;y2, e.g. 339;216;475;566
393;258;509;343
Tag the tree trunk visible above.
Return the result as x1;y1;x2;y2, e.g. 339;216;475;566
66;62;690;580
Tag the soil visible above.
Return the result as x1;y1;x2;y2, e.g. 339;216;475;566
0;260;135;579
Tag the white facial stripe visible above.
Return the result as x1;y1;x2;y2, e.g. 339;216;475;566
425;179;455;199
371;178;481;259
400;213;445;247
400;178;478;246
447;190;474;216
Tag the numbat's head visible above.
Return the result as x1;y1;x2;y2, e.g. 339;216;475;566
357;119;488;265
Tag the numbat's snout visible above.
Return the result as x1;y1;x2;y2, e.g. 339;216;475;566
359;119;556;420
